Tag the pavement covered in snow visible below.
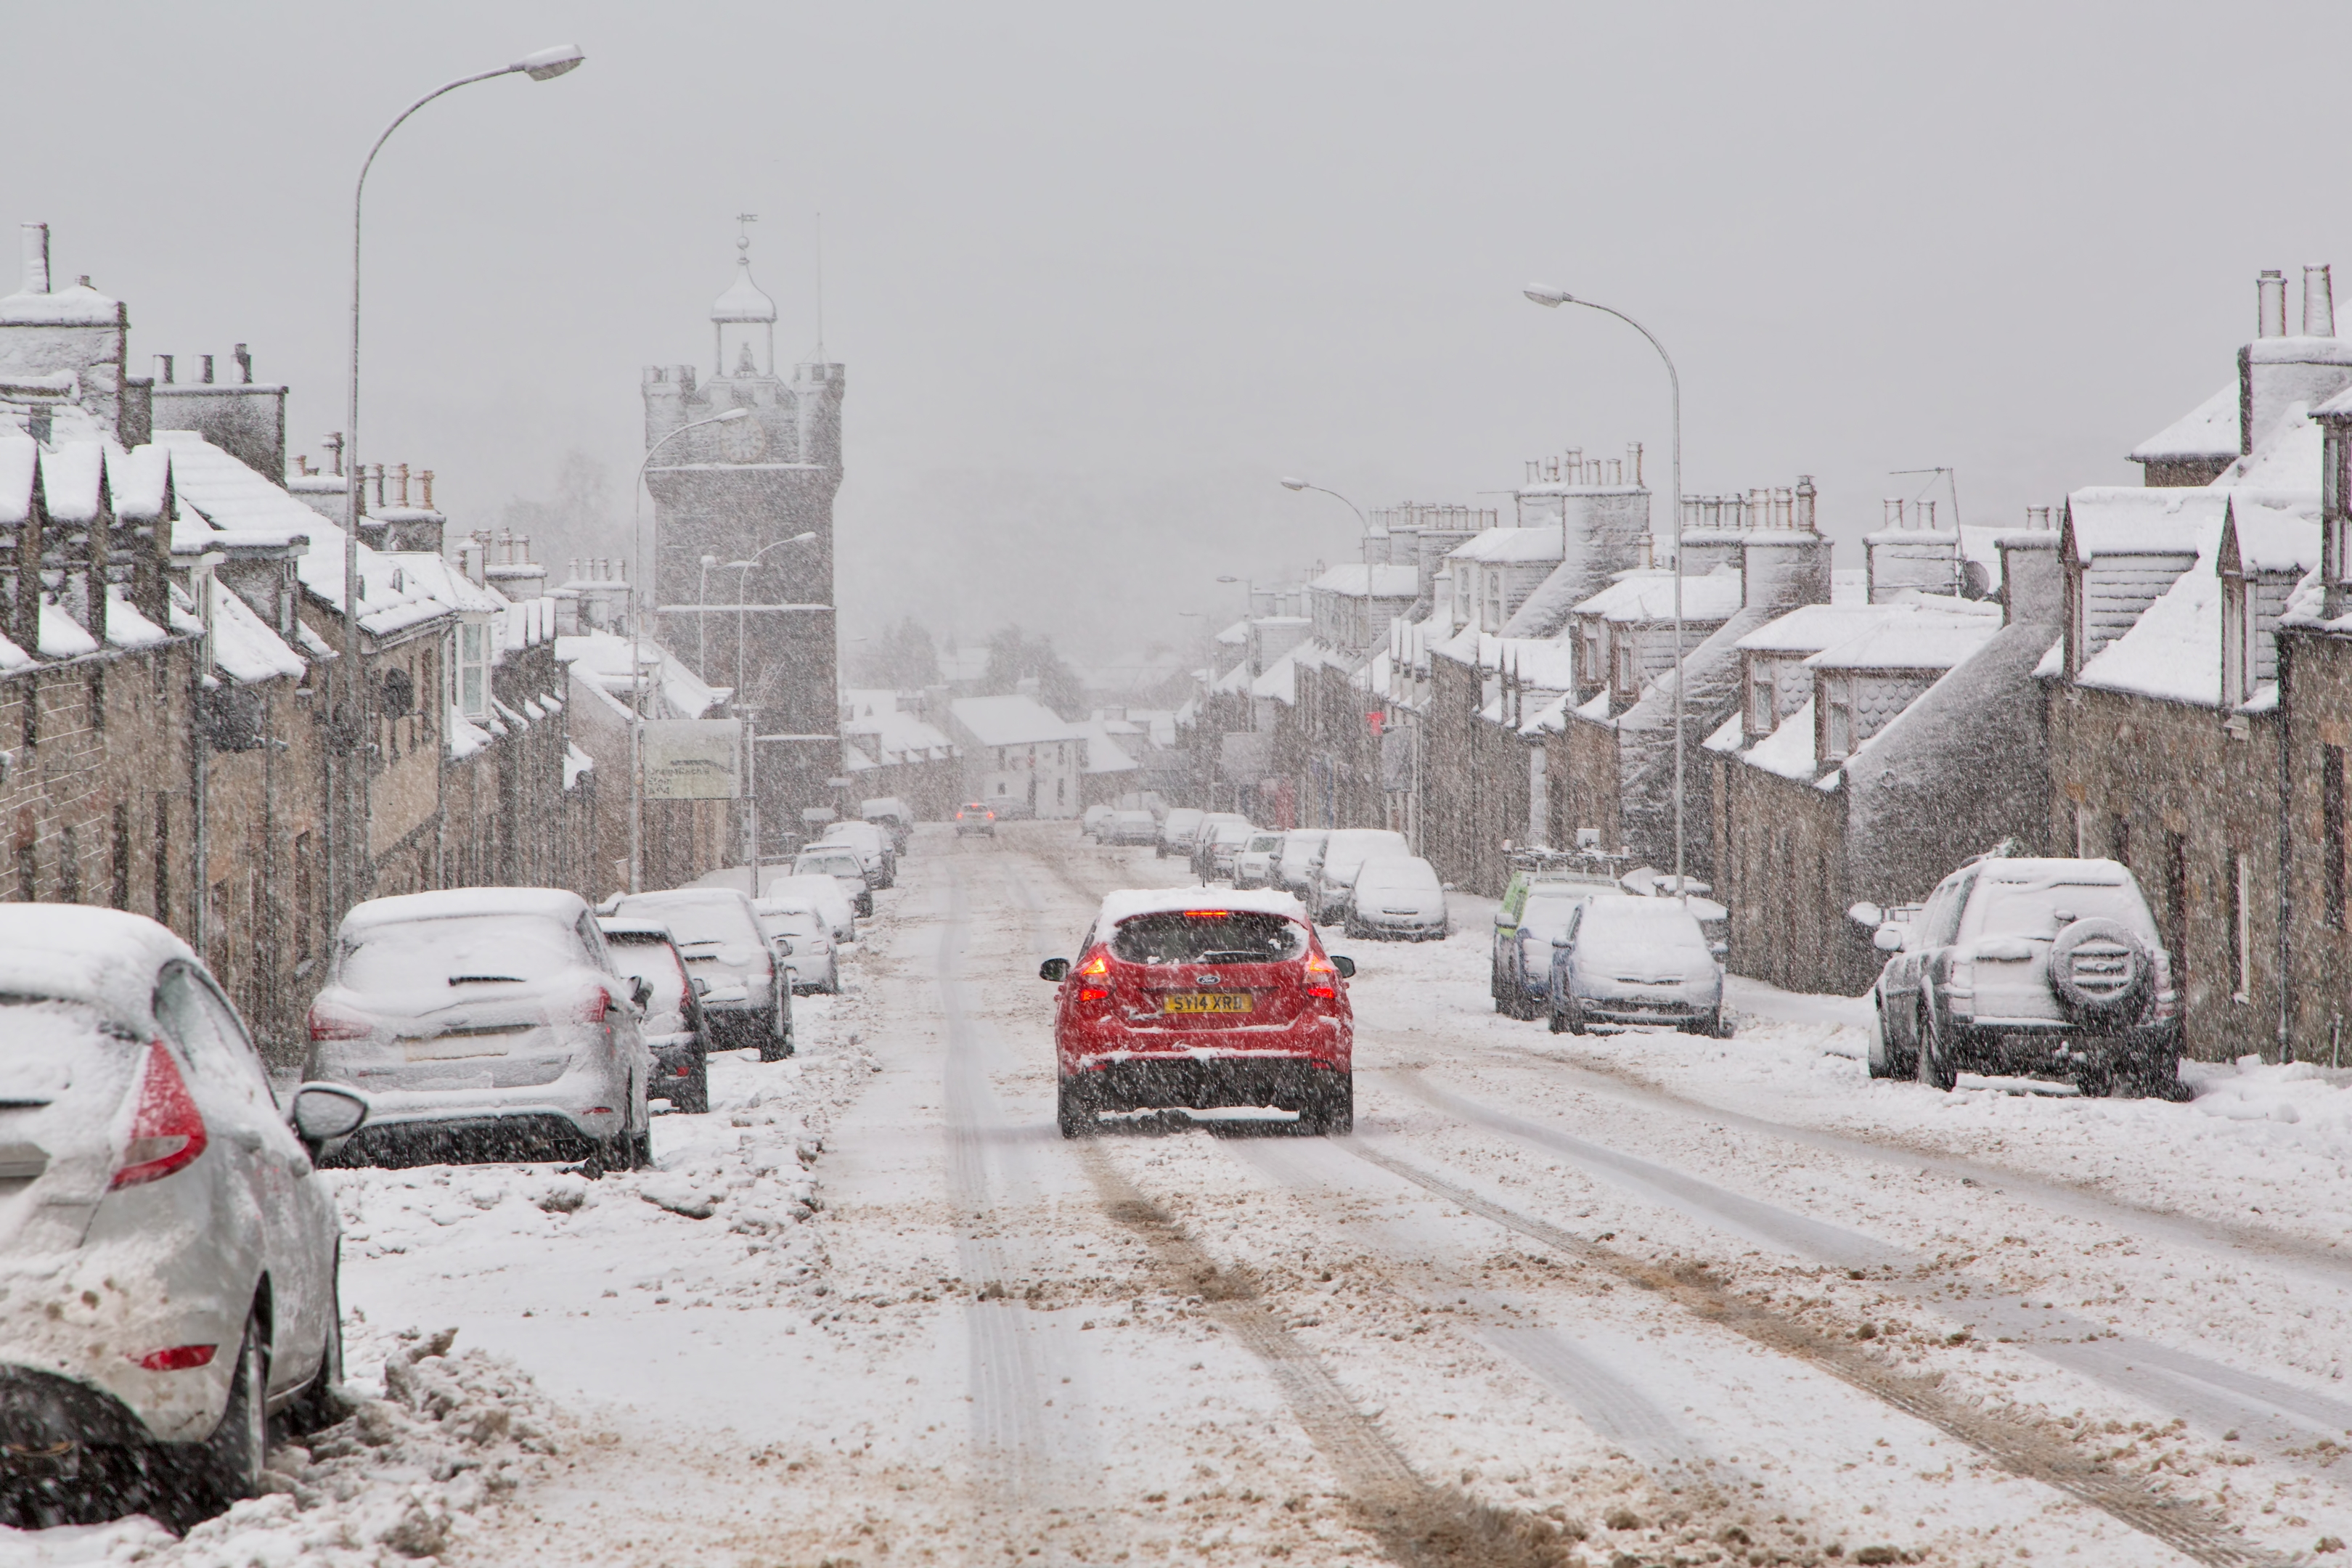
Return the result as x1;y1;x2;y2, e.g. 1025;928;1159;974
15;822;2352;1565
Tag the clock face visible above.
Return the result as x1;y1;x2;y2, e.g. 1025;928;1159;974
721;416;769;463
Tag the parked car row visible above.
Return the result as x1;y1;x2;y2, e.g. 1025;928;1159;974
1093;808;1450;942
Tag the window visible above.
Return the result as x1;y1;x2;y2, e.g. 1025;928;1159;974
2064;563;2087;675
2073;802;2088;858
152;793;172;928
88;666;103;735
2221;571;2253;706
1613;637;1636;700
1823;677;1855;760
454;619;491;720
2227;849;2252;1003
2328;746;2347;930
1747;661;1775;736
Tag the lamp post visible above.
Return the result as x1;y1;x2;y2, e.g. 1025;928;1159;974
1524;283;1686;903
727;531;820;887
1278;476;1374;536
339;43;584;918
627;407;751;893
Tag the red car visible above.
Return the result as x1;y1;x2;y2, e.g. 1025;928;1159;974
1040;889;1355;1136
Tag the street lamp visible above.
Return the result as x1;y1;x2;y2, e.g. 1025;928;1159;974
627;407;751;892
338;41;584;916
726;531;820;887
1278;476;1374;536
696;555;719;678
1524;282;1686;902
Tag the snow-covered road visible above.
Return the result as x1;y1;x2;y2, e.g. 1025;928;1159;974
36;820;2352;1567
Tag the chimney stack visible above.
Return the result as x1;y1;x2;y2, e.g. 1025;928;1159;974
2259;269;2289;338
19;223;48;295
2306;265;2336;337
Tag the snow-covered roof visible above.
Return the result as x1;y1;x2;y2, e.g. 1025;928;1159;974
1251;652;1297;705
1310;562;1419;598
842;690;956;767
1735;603;1895;655
1576;565;1746;624
1448;526;1564;565
950;693;1085;746
0;278;122;327
2213;407;2322;489
1803;601;2002;672
2129;383;2239;462
2064;486;2227;561
208;574;306;685
557;630;726;721
711;258;777;324
1092;886;1310;929
1079;719;1139;774
1214;619;1249;646
1744;697;1820;781
2075;497;2317;707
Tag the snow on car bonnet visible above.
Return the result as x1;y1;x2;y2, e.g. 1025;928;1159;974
0;905;192;1032
1094;886;1308;929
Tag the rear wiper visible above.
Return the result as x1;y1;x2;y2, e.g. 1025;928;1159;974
449;973;526;984
1197;950;1268;964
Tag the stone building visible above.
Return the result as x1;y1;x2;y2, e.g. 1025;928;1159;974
644;237;845;858
947;693;1086;820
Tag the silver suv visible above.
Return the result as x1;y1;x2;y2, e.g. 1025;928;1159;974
1865;856;2182;1097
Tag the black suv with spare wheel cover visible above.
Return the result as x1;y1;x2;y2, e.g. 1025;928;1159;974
1865;856;2183;1097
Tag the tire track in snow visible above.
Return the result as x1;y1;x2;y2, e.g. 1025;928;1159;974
934;852;1093;1533
1473;1034;2352;1290
1345;1122;2297;1568
1387;1068;2352;1450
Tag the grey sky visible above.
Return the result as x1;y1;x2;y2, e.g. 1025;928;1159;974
8;2;2345;667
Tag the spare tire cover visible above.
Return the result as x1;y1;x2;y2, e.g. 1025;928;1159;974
2047;918;2149;1016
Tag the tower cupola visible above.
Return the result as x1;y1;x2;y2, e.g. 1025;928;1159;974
711;225;776;378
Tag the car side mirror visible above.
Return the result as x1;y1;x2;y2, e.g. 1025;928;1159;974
1847;900;1884;928
1873;923;1906;953
1709;941;1728;957
693;976;711;996
1040;958;1070;981
290;1083;368;1146
1332;956;1356;979
629;977;653;1011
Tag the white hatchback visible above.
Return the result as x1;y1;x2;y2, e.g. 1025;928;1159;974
0;906;363;1526
306;889;655;1168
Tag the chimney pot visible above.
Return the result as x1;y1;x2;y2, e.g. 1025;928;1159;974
155;354;174;385
2306;264;2337;337
199;354;214;385
419;470;433;509
233;343;252;384
394;462;410;507
2259;269;2289;338
323;432;343;477
19;222;49;295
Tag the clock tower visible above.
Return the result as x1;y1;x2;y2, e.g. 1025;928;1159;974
642;233;846;859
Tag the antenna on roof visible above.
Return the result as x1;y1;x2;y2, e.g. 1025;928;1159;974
814;211;825;363
1890;467;1961;530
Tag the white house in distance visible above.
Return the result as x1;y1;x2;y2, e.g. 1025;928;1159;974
947;693;1086;819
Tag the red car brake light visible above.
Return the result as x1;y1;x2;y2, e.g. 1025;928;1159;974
133;1344;216;1372
306;1004;372;1042
574;985;612;1024
111;1041;209;1190
1304;953;1340;1000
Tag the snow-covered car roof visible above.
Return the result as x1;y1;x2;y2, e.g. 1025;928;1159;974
1093;887;1310;928
0;905;195;1030
342;887;590;932
595;918;681;942
1970;857;2131;886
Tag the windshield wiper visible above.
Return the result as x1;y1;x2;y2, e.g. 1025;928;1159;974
1196;950;1270;964
448;973;526;984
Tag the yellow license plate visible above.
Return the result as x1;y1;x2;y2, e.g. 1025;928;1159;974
1162;993;1253;1014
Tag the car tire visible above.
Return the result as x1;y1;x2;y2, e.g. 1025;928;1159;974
1056;1077;1096;1139
759;1026;788;1063
285;1261;346;1437
2075;1057;2116;1098
1565;1004;1589;1035
632;1128;655;1169
1916;1000;1958;1091
1547;1007;1567;1034
1318;1077;1354;1136
168;1310;266;1524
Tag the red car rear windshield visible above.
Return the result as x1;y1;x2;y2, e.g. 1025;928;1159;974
1111;912;1305;966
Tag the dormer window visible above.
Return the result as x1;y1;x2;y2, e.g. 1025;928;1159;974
2327;420;2352;618
452;615;492;722
1747;658;1776;737
2221;564;2255;707
1822;676;1856;761
1612;634;1636;702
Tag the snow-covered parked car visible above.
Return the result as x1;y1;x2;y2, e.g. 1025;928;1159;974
307;889;656;1167
1274;829;1329;897
1547;897;1728;1036
1494;872;1625;1020
1082;804;1115;840
754;899;841;994
1105;809;1159;846
1344;854;1447;939
859;796;913;854
1191;814;1257;881
608;889;794;1061
817;819;895;889
793;844;875;918
1038;888;1357;1136
0;906;360;1527
1155;807;1204;860
1233;832;1284;889
762;872;858;944
1865;856;2181;1096
1305;828;1409;926
596;919;711;1115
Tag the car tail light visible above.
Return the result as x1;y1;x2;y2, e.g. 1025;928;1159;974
1077;988;1110;1003
2148;947;2179;1024
1076;949;1109;977
132;1344;216;1373
306;1004;373;1042
111;1042;209;1190
1304;954;1340;1001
